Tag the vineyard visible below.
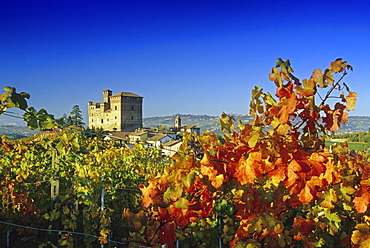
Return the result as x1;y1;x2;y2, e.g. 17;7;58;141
0;58;369;247
0;131;171;247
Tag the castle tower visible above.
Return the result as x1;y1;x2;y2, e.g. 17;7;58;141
103;89;112;103
88;90;143;132
175;115;181;129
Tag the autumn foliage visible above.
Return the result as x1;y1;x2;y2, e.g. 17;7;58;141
0;59;369;248
129;59;370;247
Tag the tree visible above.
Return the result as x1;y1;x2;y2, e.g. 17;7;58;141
157;124;168;131
64;105;85;128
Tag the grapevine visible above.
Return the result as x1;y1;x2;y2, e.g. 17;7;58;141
134;58;369;248
0;58;369;248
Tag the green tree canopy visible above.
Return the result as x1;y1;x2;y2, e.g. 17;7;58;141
64;105;85;128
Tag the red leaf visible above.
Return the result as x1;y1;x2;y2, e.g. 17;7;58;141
276;86;292;99
159;223;177;248
293;216;314;235
322;103;348;132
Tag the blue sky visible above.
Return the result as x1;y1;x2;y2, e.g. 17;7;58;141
1;0;369;125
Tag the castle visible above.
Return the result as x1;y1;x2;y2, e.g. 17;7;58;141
88;90;143;131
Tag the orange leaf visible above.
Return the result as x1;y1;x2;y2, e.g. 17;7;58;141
277;92;297;124
269;67;290;86
310;68;326;88
258;156;276;174
234;154;257;185
140;184;154;208
309;152;328;175
296;79;316;97
298;183;313;204
200;165;224;189
320;158;339;184
285;159;301;188
353;192;370;214
268;164;286;185
200;152;211;166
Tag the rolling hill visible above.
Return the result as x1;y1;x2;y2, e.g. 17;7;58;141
1;115;369;136
143;115;370;134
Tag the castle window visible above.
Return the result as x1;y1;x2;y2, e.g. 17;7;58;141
115;106;117;110
101;119;103;124
107;119;109;122
131;116;134;120
91;119;94;123
115;116;117;119
131;106;134;110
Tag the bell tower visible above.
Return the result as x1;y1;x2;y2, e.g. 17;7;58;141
175;115;181;129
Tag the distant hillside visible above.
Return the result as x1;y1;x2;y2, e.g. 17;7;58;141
1;115;368;136
336;116;370;133
144;114;255;134
144;115;370;134
0;125;36;136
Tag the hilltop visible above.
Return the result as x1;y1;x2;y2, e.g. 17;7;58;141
0;125;36;136
1;115;369;136
143;114;252;134
144;115;370;134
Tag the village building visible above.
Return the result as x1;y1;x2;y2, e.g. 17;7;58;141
162;139;183;157
180;125;200;136
148;130;178;140
169;115;201;136
146;133;172;149
106;131;148;143
88;90;143;131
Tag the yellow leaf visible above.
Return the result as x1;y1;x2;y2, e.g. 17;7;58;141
330;58;347;73
311;68;325;87
346;91;357;110
248;134;259;148
296;79;316;97
352;223;370;248
276;123;290;135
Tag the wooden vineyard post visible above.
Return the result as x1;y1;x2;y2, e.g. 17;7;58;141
50;149;60;246
50;150;59;202
101;175;105;248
